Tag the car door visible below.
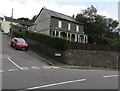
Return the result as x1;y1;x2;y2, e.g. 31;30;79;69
13;39;17;46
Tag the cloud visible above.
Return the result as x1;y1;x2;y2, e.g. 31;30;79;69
98;11;118;20
0;0;117;21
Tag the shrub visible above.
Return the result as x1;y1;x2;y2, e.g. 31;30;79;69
88;35;117;46
26;30;70;50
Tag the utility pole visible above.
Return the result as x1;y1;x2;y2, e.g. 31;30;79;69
11;8;13;19
10;8;13;35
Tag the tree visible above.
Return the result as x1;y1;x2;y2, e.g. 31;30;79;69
105;18;119;30
82;5;97;23
75;5;120;46
111;20;119;29
31;15;37;22
76;5;107;37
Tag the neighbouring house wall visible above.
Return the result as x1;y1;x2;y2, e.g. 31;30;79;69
1;21;11;33
1;18;18;33
34;10;51;35
0;19;2;29
28;25;34;31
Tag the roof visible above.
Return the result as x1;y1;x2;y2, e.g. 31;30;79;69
0;17;3;20
36;8;80;24
11;24;28;30
4;16;33;26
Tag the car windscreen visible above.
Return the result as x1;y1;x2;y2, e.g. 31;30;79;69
17;38;26;43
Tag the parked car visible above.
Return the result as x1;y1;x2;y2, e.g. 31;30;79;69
11;38;28;51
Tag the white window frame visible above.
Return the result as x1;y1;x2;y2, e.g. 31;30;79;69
58;20;62;28
76;25;79;32
68;23;71;30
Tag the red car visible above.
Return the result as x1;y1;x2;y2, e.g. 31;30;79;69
11;38;28;51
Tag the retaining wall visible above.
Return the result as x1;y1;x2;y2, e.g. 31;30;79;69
27;38;119;69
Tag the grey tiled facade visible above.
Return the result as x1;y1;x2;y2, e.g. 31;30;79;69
34;8;88;43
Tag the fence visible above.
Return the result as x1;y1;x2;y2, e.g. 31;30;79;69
69;42;120;51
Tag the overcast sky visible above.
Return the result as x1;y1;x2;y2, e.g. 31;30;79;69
0;0;119;20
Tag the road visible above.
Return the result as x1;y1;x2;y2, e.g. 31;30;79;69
0;31;119;90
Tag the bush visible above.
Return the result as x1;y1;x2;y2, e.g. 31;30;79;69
12;31;22;37
26;30;70;50
112;39;120;46
88;35;119;46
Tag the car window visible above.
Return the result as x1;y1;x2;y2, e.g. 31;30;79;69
18;38;26;43
14;39;17;42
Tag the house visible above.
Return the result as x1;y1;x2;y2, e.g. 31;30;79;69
0;17;3;29
1;16;32;34
33;8;88;43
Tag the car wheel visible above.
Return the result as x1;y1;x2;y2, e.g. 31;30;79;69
25;48;28;51
15;46;18;50
11;43;13;47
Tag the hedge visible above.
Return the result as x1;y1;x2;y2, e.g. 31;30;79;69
88;35;120;46
26;30;70;50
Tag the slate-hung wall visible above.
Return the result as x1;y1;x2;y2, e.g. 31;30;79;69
33;8;88;43
50;17;84;33
50;17;87;43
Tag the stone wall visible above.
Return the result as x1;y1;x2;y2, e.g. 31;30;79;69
63;50;119;69
27;38;119;69
26;38;64;62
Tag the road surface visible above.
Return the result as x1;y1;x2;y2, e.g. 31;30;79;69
0;31;119;90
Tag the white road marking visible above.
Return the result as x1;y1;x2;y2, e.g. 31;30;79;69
80;69;101;71
1;66;60;73
8;69;18;72
103;75;119;78
50;66;60;69
7;58;23;70
0;70;4;73
42;66;60;69
42;66;52;69
26;79;86;90
21;67;30;70
31;66;41;69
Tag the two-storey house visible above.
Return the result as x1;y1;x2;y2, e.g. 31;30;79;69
33;8;88;43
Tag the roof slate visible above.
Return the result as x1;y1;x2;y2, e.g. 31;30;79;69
37;8;80;24
5;16;33;26
0;17;3;20
11;24;28;30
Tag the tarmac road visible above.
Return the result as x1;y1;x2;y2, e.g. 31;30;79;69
1;32;119;90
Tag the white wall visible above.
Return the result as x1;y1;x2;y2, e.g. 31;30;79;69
34;9;51;35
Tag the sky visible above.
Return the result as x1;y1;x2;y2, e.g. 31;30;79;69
0;0;119;21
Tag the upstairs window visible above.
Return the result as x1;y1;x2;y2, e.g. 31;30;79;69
76;25;79;32
58;20;62;28
68;23;71;30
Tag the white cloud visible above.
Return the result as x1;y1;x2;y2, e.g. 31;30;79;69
98;11;118;20
0;0;117;21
